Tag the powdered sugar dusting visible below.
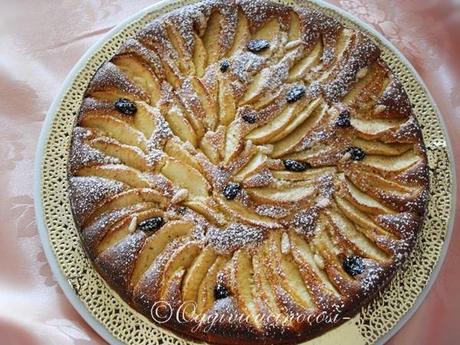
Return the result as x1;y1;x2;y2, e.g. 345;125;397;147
207;223;265;253
69;176;125;225
255;204;288;219
69;127;120;173
292;208;319;237
230;52;267;83
89;62;146;99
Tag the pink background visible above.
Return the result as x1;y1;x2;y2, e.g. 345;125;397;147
0;0;459;344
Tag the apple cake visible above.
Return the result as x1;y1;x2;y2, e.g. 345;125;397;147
68;0;429;343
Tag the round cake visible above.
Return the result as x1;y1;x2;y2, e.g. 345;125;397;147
68;0;429;343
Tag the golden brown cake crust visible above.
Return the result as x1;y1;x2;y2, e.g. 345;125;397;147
67;0;429;344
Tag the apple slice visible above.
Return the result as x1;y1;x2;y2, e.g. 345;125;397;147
160;58;182;89
87;188;166;225
111;54;162;105
271;167;335;181
215;194;281;229
159;242;201;298
280;147;322;161
91;137;149;171
239;69;268;106
315;29;355;83
251;248;286;325
288;41;322;82
334;196;393;238
265;232;314;309
226;139;258;174
271;104;326;158
76;165;152;188
269;98;323;143
95;101;156;140
326;209;390;261
217;76;236;126
223;120;245;164
80;114;148;152
190;76;218;131
252;18;280;42
164;138;201;171
229;250;262;330
196;256;228;314
362;151;420;172
343;61;389;107
165;24;194;75
251;18;280;58
131;102;159;138
177;85;207;139
289;232;340;296
308;220;355;286
161;158;210;199
339;175;393;215
97;208;163;255
184;199;226;226
246;103;298;143
351;137;411;156
200;127;225;164
346;169;415;197
87;62;148;102
227;11;250;57
235;152;267;181
162;105;198;147
351;117;402;136
202;11;224;66
193;33;207;77
247;184;315;204
288;13;301;41
130;220;195;286
96;216;132;255
182;247;217;303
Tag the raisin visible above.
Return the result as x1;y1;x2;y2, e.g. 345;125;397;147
220;60;230;72
214;283;230;299
242;113;257;124
114;98;137;115
286;85;306;103
176;206;187;215
247;39;270;53
223;183;241;200
335;109;351;127
137;216;164;233
283;159;310;172
346;147;366;161
343;256;365;276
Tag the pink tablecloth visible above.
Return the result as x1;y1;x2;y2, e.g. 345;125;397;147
0;0;459;344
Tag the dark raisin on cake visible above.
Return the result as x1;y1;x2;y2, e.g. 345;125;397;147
220;60;230;72
114;98;137;115
283;159;311;172
137;217;164;233
346;147;366;161
286;85;306;103
223;183;241;200
214;283;230;299
343;256;365;276
335;109;351;127
247;39;270;53
242;113;257;123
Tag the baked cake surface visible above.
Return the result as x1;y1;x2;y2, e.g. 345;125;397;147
68;0;429;343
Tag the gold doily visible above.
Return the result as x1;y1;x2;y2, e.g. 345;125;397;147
37;0;454;344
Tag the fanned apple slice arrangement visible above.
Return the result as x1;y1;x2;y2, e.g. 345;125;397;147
68;0;429;344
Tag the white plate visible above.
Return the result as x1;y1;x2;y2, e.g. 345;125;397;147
34;1;456;344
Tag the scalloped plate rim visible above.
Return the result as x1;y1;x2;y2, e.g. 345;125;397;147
33;0;457;344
